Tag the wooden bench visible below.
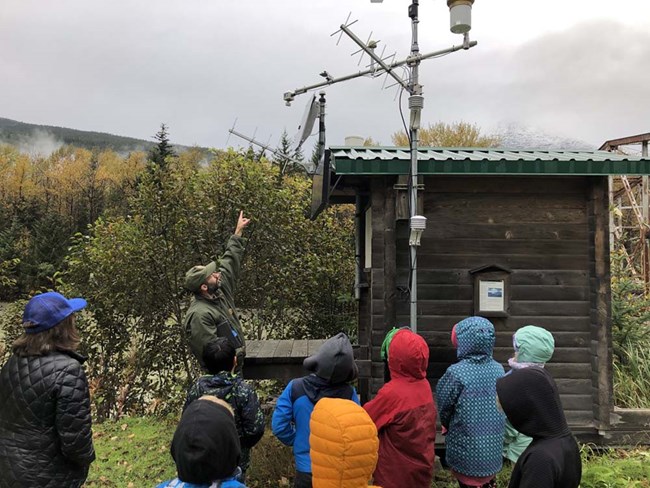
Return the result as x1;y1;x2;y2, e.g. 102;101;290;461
244;339;371;383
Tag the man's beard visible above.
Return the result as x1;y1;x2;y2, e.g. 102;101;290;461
207;283;221;295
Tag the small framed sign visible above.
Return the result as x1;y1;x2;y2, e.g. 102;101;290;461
470;265;512;317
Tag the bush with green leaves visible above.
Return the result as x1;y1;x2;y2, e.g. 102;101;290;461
610;248;650;407
60;150;355;419
0;257;20;299
0;300;25;361
611;250;650;360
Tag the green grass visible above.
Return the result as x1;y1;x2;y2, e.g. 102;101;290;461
580;446;650;488
86;416;297;487
614;343;650;408
86;417;177;487
88;417;650;487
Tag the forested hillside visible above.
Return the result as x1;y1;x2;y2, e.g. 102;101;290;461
0;117;207;155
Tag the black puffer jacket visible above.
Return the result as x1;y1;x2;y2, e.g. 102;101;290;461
0;350;95;488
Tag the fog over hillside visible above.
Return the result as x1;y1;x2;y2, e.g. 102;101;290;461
0;117;173;156
7;129;64;157
492;122;596;151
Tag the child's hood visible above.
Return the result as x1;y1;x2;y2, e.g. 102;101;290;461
303;332;358;385
454;316;496;359
514;325;555;364
496;367;570;439
388;328;429;380
171;399;241;484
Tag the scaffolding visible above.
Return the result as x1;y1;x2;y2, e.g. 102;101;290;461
602;133;650;289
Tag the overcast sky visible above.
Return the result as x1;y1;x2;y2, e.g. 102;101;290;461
2;0;649;150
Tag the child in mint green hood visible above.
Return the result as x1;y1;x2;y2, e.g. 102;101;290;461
503;325;555;463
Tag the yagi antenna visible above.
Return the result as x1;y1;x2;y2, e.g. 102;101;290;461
332;12;355;46
259;134;273;157
226;118;239;146
339;22;408;90
368;43;385;75
227;127;311;174
283;15;477;105
352;32;376;67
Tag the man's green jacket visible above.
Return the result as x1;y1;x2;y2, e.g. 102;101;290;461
184;235;246;369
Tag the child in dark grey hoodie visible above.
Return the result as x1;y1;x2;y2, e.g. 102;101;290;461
496;367;581;488
271;332;359;488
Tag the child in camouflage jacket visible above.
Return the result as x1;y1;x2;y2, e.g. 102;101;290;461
185;337;265;477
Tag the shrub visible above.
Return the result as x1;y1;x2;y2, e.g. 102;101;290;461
59;150;355;419
610;248;650;407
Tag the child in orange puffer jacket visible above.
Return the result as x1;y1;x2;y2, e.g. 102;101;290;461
309;398;382;488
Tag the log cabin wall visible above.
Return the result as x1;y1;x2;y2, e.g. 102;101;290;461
366;175;605;432
366;177;398;395
588;176;613;431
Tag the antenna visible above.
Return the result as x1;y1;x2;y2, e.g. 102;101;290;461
295;94;319;151
283;36;475;105
282;4;480;332
352;32;376;66
227;124;311;174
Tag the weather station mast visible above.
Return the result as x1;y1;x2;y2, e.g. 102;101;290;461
284;0;478;332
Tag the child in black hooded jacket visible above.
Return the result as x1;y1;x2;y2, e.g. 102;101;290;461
496;367;581;488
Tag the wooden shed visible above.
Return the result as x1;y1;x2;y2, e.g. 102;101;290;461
318;146;650;444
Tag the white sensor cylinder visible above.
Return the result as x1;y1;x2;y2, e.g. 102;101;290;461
345;136;365;146
449;3;472;34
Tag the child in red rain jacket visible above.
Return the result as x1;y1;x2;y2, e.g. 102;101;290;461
363;329;437;488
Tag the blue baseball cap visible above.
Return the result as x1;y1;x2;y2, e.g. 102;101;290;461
23;292;87;334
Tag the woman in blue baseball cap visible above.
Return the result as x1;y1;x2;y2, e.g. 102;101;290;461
0;291;95;488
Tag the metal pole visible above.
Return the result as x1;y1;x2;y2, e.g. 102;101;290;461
408;0;423;332
355;195;363;300
318;92;326;166
284;41;477;104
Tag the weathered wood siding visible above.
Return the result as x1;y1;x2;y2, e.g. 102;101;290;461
366;175;606;430
588;177;613;431
367;177;397;395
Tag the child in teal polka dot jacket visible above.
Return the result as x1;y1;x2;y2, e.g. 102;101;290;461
436;316;506;488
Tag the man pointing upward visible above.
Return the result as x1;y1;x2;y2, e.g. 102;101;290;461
184;211;250;374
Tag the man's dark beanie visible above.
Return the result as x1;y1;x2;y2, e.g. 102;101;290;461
171;399;241;484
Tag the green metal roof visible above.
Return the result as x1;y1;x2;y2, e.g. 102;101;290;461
330;147;650;176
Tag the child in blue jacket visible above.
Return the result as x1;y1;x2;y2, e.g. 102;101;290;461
436;316;506;488
271;332;359;488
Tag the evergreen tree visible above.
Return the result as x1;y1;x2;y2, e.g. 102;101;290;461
311;140;320;166
148;123;176;170
272;130;294;178
272;130;310;179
